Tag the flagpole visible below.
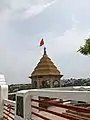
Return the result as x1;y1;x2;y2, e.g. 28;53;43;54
44;46;46;55
43;40;47;55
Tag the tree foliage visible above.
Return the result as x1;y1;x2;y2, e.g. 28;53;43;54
78;38;90;55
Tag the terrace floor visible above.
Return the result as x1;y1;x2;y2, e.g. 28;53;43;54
32;102;69;120
32;107;67;120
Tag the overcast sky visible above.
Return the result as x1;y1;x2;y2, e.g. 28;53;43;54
0;0;90;84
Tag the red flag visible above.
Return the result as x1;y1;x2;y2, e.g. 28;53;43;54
40;38;44;46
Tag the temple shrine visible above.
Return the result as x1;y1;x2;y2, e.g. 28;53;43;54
29;47;63;89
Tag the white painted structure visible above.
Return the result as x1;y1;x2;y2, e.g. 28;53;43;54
0;74;7;85
0;74;8;119
15;89;90;120
43;86;90;91
0;75;90;120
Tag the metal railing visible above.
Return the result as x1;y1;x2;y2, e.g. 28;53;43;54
31;97;90;120
15;89;90;120
3;99;16;120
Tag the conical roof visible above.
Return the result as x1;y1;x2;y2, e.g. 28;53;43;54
29;48;62;77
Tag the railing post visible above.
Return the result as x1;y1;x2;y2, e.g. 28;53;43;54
15;91;32;120
24;94;32;120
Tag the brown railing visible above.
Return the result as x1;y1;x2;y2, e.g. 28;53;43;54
31;97;90;120
3;99;15;120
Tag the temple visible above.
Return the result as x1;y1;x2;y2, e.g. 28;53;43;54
1;48;90;120
29;47;63;88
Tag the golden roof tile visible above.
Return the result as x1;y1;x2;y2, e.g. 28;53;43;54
29;47;62;77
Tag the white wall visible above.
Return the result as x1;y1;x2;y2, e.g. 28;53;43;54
0;74;8;118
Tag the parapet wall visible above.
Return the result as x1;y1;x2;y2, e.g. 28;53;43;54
0;74;8;119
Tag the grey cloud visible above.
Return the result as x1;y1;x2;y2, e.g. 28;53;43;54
0;0;90;84
9;0;72;37
64;0;90;29
58;54;90;78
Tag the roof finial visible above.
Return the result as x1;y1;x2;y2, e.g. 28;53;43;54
44;47;47;55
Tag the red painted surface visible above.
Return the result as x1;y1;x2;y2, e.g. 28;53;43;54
31;98;90;120
32;105;80;120
3;104;15;120
32;99;90;113
32;112;52;120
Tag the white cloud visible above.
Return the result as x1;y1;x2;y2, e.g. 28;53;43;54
39;27;90;57
0;0;11;31
0;0;57;33
40;27;90;79
0;10;11;33
23;0;57;19
0;0;57;21
10;0;56;10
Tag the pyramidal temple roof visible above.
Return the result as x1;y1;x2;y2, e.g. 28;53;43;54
29;47;62;77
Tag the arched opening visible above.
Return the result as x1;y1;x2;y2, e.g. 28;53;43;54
42;80;50;88
53;80;60;87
